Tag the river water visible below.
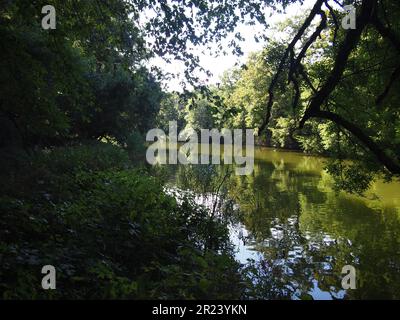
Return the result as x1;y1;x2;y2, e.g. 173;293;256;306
163;146;400;299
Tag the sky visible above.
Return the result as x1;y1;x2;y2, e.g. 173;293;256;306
149;0;317;92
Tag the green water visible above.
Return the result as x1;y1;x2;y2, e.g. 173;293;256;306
165;146;400;299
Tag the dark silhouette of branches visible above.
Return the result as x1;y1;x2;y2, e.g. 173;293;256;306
259;0;400;175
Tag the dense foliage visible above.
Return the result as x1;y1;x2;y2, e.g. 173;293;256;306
0;0;251;299
0;0;161;148
1;0;400;300
157;0;400;194
0;143;244;299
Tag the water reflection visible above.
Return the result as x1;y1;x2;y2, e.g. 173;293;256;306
162;147;400;299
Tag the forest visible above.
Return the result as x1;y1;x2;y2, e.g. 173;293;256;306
1;0;399;299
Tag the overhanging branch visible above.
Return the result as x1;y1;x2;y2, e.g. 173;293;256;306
299;0;376;127
312;110;400;174
258;0;325;134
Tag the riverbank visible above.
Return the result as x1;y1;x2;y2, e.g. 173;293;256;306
0;142;246;299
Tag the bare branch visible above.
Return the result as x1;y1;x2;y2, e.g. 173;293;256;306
312;110;400;174
376;64;400;106
299;0;376;128
258;0;325;134
324;0;339;43
372;14;400;53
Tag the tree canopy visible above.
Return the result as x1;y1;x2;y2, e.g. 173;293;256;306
156;0;400;193
1;0;400;301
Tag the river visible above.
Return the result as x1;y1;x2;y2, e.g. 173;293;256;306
162;146;400;299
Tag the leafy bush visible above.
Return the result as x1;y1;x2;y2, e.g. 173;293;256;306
126;131;147;162
0;143;244;299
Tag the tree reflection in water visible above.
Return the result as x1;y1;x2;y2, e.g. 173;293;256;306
161;148;400;299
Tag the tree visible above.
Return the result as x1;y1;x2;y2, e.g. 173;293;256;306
258;0;400;191
157;92;186;133
2;0;399;193
0;0;162;148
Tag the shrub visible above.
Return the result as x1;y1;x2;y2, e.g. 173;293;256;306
0;143;244;299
